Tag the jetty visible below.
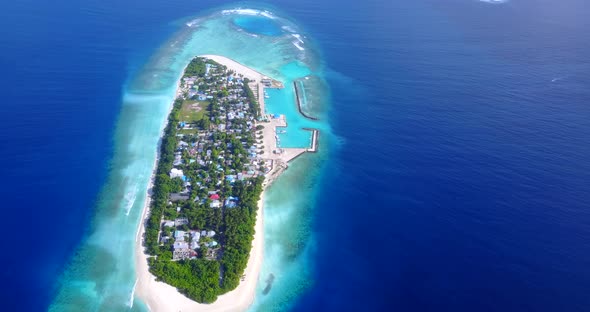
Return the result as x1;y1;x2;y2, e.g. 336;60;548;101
304;128;319;153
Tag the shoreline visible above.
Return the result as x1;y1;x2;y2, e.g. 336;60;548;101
135;55;285;311
135;185;265;312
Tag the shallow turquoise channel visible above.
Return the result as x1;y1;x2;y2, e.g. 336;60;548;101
264;61;315;148
233;16;284;36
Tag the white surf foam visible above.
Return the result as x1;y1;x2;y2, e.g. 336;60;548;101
127;279;138;308
551;76;566;82
124;184;138;216
478;0;508;4
292;34;304;44
260;10;275;19
222;8;277;19
292;41;305;51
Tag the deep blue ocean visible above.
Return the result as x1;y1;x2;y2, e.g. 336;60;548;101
2;0;590;311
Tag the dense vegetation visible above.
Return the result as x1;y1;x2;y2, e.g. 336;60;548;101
220;176;263;292
148;257;220;303
142;57;265;303
183;57;214;77
242;78;260;118
144;98;182;254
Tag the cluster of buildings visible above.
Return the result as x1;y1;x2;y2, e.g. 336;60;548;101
159;58;272;261
161;217;219;260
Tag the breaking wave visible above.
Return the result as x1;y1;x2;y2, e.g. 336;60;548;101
124;184;138;216
292;34;304;44
478;0;508;4
292;41;304;51
282;25;296;33
221;8;276;19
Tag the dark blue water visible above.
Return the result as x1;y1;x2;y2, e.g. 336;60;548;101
1;0;590;311
293;0;590;311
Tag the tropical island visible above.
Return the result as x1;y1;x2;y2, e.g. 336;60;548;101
136;55;318;309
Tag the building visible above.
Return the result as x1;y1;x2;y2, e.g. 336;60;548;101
173;241;188;249
173;243;192;260
170;193;189;202
205;241;218;248
170;168;184;179
162;220;175;227
174;230;186;241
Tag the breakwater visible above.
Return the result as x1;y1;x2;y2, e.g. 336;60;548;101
304;128;319;153
293;81;319;121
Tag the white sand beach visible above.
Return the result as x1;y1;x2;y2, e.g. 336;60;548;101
200;54;266;81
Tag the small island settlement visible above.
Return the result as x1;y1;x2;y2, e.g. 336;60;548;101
139;56;317;305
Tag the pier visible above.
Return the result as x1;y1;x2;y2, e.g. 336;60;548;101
253;72;319;181
304;128;319;153
259;114;307;163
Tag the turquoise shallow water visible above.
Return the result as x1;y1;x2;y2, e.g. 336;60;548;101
233;16;285;36
264;60;317;148
250;151;330;311
296;75;330;119
49;7;330;311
